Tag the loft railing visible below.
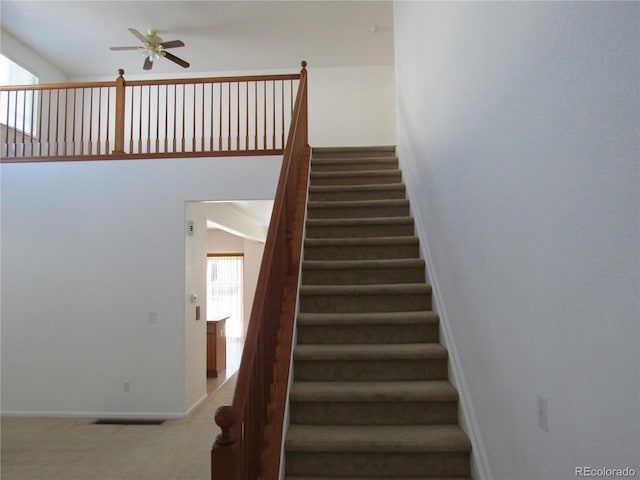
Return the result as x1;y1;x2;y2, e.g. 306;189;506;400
211;62;309;480
1;68;300;162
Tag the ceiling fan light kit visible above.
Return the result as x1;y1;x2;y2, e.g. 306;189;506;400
110;28;190;70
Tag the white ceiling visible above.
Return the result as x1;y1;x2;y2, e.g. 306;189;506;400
0;0;395;78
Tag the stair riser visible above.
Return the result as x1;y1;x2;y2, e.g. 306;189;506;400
307;204;409;219
311;160;399;172
302;266;425;285
309;188;406;202
296;324;439;344
286;451;470;477
303;243;420;261
312;149;396;159
293;359;448;382
305;222;415;239
290;401;458;425
310;173;402;186
300;292;431;313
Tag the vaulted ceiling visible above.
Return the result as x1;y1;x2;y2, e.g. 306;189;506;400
0;0;394;78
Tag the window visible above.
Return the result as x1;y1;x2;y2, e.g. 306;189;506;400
207;255;244;339
0;53;39;137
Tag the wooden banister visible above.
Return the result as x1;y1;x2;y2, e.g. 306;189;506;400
1;68;301;162
211;61;309;480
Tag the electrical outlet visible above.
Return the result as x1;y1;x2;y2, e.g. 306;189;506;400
537;395;548;432
124;382;131;393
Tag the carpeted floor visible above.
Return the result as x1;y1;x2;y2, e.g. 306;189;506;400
1;375;237;480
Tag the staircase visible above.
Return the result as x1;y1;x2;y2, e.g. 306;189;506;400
284;146;472;479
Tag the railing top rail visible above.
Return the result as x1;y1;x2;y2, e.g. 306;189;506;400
0;81;116;91
1;70;302;92
125;73;301;87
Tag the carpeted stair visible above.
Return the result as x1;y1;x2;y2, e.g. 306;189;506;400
284;146;472;479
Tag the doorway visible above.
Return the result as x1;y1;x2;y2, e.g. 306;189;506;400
207;254;244;378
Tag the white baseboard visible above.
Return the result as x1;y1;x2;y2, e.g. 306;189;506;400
184;391;209;417
399;153;493;480
1;410;186;419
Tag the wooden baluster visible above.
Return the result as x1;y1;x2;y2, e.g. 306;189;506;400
62;89;69;156
147;85;152;154
89;87;96;155
281;80;285;149
218;83;222;150
129;85;135;153
193;83;197;152
114;69;125;154
29;90;35;156
96;88;102;155
172;85;177;152
201;83;205;152
138;86;143;153
155;85;160;153
3;91;9;155
245;81;249;151
164;85;169;152
209;83;214;151
272;80;276;149
20;89;27;155
45;89;51;155
263;81;267;150
181;84;186;152
236;82;240;150
227;82;231;150
254;82;258;150
105;88;110;154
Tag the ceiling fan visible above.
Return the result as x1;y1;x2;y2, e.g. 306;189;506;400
110;28;190;70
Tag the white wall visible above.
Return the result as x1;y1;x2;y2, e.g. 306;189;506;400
394;2;639;479
308;65;396;147
184;202;210;414
1;29;67;83
1;156;281;417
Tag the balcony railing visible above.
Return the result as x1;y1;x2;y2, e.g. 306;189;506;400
1;68;301;162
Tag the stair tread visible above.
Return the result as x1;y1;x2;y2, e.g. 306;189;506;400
309;183;405;192
287;477;470;480
290;380;458;402
307;216;413;226
312;145;396;154
308;199;409;208
300;283;431;295
294;343;448;360
303;258;424;270
311;169;400;177
285;424;471;452
312;156;398;164
297;311;439;326
305;236;419;246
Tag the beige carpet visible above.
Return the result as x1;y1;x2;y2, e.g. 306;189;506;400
284;146;472;479
1;375;236;480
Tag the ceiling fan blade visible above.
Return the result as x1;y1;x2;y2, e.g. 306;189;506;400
160;40;185;49
143;57;153;70
163;51;190;69
110;46;141;51
128;28;147;43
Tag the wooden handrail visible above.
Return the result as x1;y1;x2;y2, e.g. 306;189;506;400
1;68;301;162
211;61;309;480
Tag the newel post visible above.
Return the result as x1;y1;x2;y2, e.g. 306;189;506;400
211;405;238;480
113;69;126;154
